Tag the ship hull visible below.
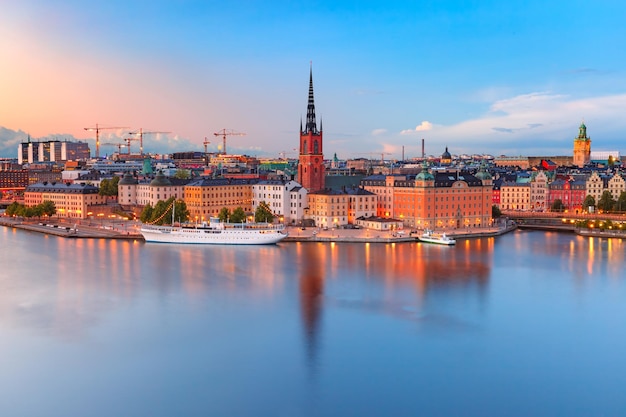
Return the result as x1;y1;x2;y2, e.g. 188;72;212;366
140;225;288;245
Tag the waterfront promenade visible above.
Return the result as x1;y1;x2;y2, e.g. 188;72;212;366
0;215;514;242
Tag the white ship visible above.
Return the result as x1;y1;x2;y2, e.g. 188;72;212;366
418;229;456;246
140;217;288;245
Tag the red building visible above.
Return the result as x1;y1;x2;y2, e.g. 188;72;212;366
298;66;325;192
548;178;586;212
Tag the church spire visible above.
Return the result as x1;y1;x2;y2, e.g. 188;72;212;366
305;64;318;134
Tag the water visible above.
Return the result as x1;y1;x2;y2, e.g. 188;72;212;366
1;227;625;416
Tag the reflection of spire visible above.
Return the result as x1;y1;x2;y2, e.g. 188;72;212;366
299;246;324;372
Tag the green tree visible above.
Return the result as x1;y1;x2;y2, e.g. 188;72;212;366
551;199;564;212
172;199;189;223
99;176;120;196
230;207;246;223
254;201;274;223
152;200;171;225
174;169;190;179
598;191;615;212
582;195;596;212
40;200;57;217
218;207;231;222
5;201;21;217
614;191;626;213
492;205;502;218
140;204;154;223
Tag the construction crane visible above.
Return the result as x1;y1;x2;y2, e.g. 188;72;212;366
84;124;129;159
213;129;245;155
203;137;211;154
127;128;171;156
123;137;140;154
100;142;126;154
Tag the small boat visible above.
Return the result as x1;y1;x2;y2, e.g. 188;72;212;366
418;229;456;245
140;217;288;245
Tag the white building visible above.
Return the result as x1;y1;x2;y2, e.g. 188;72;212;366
252;179;307;224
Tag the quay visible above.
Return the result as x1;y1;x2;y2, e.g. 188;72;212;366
0;216;516;243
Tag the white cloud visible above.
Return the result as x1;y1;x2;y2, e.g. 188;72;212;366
400;121;433;135
371;128;387;136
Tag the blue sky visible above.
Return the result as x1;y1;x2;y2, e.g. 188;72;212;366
1;0;625;160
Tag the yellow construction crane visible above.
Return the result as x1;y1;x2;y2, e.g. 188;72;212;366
128;128;171;156
84;124;129;159
213;129;245;155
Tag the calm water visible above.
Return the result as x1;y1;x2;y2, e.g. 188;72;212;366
1;227;625;417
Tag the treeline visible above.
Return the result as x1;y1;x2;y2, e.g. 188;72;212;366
5;201;56;218
138;199;276;225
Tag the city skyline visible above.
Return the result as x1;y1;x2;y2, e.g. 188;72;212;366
1;1;626;160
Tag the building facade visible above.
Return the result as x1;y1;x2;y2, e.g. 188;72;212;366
24;182;107;219
252;179;307;224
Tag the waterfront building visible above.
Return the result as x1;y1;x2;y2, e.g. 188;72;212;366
607;171;626;200
133;171;186;208
360;174;403;218
252;179;307;224
362;162;492;230
548;178;586;212
118;172;139;206
307;187;377;228
500;181;531;211
298;66;325;192
530;171;549;211
24;182;107;219
585;171;607;203
573;122;591;168
183;178;255;222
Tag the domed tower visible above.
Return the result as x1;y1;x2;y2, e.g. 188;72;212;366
118;172;138;205
298;65;325;192
441;146;452;165
573;121;591;168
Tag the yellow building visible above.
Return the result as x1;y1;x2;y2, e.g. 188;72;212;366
184;178;254;221
24;182;108;219
307;187;377;228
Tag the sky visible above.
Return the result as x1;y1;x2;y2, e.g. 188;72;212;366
1;0;626;160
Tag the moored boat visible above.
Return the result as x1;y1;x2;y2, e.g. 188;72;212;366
418;229;456;245
140;217;288;245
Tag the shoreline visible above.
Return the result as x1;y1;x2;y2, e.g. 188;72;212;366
0;216;518;243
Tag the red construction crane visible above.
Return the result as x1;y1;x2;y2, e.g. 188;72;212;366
213;129;245;155
84;124;129;159
127;128;171;156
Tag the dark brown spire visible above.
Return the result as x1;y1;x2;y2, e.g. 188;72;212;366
305;64;318;134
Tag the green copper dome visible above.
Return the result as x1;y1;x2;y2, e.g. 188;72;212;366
416;160;434;181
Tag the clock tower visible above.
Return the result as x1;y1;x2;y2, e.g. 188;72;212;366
298;66;325;192
573;121;591;168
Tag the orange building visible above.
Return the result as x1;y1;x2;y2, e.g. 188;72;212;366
183;178;255;222
573;122;591;168
362;162;493;230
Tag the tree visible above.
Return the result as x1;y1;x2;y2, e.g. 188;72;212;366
172;199;189;223
614;191;626;213
218;207;230;222
99;176;120;196
174;169;190;179
598;191;615;212
40;200;57;217
254;201;274;223
492;205;502;218
140;204;154;223
230;207;246;223
582;195;596;213
5;201;21;217
551;199;565;212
